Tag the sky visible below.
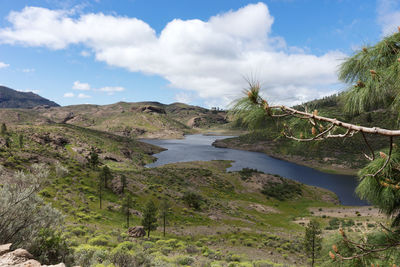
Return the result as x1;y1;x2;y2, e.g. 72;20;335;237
0;0;398;108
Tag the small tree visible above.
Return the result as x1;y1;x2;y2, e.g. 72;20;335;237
1;123;7;135
98;171;105;209
121;194;133;228
120;174;127;194
100;165;112;189
18;134;23;149
304;219;322;267
141;200;158;238
4;136;11;149
160;198;171;237
87;148;99;169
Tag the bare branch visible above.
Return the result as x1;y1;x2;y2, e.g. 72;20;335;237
269;105;400;136
361;131;375;161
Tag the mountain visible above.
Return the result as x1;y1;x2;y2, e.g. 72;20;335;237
0;86;59;108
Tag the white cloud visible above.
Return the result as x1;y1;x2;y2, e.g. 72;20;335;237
78;93;91;98
0;62;9;68
97;86;124;92
63;92;74;97
0;3;345;107
73;80;91;90
22;68;35;73
80;50;90;57
71;81;124;95
18;88;40;94
377;0;400;36
175;92;193;104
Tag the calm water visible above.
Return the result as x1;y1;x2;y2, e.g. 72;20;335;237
142;134;367;206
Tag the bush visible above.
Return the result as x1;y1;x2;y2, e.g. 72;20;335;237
30;228;72;265
74;244;107;267
110;246;136;267
182;191;204;210
238;168;262;181
0;164;64;249
176;255;195;265
260;178;302;200
88;235;111;246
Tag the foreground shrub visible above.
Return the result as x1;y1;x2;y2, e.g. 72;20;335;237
0;164;69;265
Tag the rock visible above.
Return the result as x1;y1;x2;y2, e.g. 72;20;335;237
11;249;33;259
0;244;65;267
128;226;146;238
61;112;74;123
30;133;68;147
0;244;12;256
132;105;166;114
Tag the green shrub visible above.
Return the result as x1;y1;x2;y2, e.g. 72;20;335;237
238;168;262;181
88;235;111;246
261;179;302;200
176;255;194;265
29;228;72;265
74;244;106;267
182;191;204;210
110;246;136;267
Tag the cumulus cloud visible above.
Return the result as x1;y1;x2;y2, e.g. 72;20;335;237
0;3;345;107
63;92;74;97
73;80;91;90
80;50;90;57
377;0;400;36
78;93;91;98
72;81;124;95
175;92;193;104
97;86;124;92
22;68;35;73
0;62;9;68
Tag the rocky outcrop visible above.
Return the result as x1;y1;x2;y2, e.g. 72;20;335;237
128;226;146;238
31;133;69;147
132;105;166;114
0;244;65;267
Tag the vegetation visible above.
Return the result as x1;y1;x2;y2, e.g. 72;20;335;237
141;200;158;238
304;219;322;267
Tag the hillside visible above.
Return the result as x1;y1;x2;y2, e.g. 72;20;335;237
0;101;229;139
0;86;59;108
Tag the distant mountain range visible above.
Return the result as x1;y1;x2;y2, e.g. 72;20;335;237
0;86;59;108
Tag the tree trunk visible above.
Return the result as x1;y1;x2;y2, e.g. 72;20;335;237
163;214;166;237
127;210;130;228
311;235;315;267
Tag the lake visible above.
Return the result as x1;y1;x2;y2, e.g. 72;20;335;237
142;134;367;206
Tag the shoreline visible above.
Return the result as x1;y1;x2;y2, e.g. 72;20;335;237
212;138;359;176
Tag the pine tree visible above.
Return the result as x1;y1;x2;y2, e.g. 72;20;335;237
120;174;127;194
160;198;171;237
98;171;105;209
1;123;7;135
141;200;158;238
87;148;99;169
18;134;23;149
100;165;112;189
304;219;322;267
4;136;11;149
121;194;133;228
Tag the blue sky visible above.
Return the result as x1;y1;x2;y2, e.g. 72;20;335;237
0;0;397;107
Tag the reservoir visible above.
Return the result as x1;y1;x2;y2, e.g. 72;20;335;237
142;134;367;206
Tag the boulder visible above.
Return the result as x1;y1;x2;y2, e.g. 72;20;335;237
0;244;65;267
128;226;146;238
0;243;11;256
